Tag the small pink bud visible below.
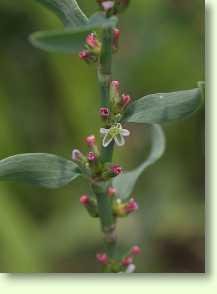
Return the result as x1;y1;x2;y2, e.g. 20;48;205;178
86;135;96;147
113;28;121;41
107;186;117;197
80;195;90;206
112;80;120;90
88;151;97;161
125;198;139;213
79;50;90;60
131;246;141;256
101;1;114;11
99;107;110;118
122;94;132;106
86;33;98;49
96;253;108;265
121;256;133;267
72;149;82;161
111;165;122;176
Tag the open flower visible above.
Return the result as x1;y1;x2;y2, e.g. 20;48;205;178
100;123;130;147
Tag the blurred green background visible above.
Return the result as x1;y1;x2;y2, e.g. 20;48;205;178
0;0;204;273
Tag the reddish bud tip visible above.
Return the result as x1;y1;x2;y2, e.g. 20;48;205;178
112;80;120;90
125;198;139;213
121;256;133;267
79;50;90;60
80;195;90;206
96;253;108;265
113;28;121;41
86;135;96;147
111;165;122;176
99;107;110;118
122;94;132;106
88;151;97;161
86;33;98;49
131;245;141;256
107;186;117;197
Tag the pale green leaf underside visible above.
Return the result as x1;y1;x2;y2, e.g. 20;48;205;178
113;124;166;200
30;14;118;53
0;153;81;189
123;88;201;124
35;0;88;27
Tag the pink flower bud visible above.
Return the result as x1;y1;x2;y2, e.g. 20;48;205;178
87;151;97;161
131;245;141;256
107;186;117;197
86;135;96;147
101;1;114;11
111;165;122;176
113;28;121;42
72;149;82;161
99;107;110;118
80;195;90;206
125;198;139;213
86;33;98;49
96;253;108;265
79;50;90;60
122;94;132;106
121;256;133;267
112;80;120;91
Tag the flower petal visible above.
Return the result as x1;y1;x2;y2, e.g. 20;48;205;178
120;128;130;137
103;132;113;147
114;134;125;146
126;264;136;273
100;128;109;135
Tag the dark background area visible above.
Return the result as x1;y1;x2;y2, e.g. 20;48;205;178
0;0;205;273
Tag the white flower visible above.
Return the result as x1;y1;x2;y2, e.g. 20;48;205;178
100;123;130;147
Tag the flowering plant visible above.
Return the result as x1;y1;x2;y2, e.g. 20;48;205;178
0;0;204;273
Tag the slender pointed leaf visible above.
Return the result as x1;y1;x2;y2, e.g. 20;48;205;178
113;124;166;200
0;153;81;188
123;88;202;124
35;0;88;27
30;14;118;53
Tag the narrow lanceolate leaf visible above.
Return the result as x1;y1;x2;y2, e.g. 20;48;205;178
123;88;202;124
0;153;81;188
30;14;118;53
113;124;166;200
35;0;88;27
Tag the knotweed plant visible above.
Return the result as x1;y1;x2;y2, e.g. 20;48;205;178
0;0;204;273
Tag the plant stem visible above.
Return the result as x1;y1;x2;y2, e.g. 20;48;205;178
95;27;117;259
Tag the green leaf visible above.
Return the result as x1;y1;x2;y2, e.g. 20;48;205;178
112;124;166;200
35;0;88;27
30;13;118;53
30;29;89;53
0;153;81;189
123;88;202;124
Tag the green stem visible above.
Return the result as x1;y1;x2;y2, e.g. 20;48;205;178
95;27;117;258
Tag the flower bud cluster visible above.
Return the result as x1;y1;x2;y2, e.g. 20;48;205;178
96;244;141;273
112;197;139;217
79;33;101;64
99;80;132;128
72;135;123;181
107;184;139;218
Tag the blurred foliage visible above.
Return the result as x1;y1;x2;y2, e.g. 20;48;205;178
0;0;204;273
